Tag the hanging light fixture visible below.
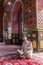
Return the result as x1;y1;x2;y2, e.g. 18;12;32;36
7;1;11;5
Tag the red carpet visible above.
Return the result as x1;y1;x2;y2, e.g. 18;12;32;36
0;53;43;65
0;59;40;65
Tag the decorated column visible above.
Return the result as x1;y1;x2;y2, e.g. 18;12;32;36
36;0;43;51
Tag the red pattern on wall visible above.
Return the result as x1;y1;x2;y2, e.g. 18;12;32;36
11;1;22;33
24;0;36;29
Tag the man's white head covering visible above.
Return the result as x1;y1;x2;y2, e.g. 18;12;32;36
23;36;27;40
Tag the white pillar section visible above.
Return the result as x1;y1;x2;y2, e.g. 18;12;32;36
36;0;38;29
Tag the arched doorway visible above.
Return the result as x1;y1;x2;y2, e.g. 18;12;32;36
3;13;8;41
11;0;23;45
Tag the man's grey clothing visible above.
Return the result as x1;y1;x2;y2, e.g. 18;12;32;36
22;41;33;58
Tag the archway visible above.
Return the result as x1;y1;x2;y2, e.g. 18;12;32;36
11;0;23;44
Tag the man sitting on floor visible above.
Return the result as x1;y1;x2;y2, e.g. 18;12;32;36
17;36;33;59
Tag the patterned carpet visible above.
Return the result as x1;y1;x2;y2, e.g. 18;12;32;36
0;43;43;65
32;53;43;65
1;53;42;65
